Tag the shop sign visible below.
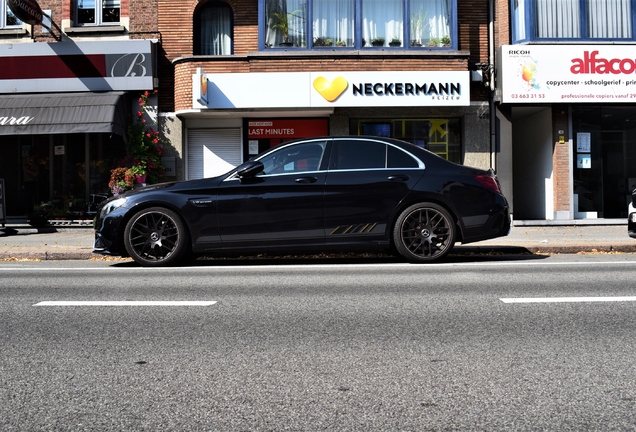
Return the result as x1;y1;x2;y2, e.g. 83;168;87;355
247;119;328;139
7;0;44;25
195;71;470;109
0;40;155;93
0;115;34;126
500;44;636;103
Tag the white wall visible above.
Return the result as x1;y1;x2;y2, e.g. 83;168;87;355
512;107;554;220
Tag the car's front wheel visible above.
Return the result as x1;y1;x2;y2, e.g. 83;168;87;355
124;207;190;267
393;203;456;262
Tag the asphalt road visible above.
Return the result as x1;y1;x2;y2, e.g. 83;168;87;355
1;255;636;431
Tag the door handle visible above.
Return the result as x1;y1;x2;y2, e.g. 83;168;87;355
295;177;318;183
388;175;410;182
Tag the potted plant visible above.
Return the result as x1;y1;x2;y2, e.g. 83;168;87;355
389;37;401;47
441;35;451;46
428;36;440;47
108;167;135;195
131;161;147;184
410;5;427;47
336;40;346;47
313;37;326;46
325;38;333;46
272;8;301;47
371;37;385;46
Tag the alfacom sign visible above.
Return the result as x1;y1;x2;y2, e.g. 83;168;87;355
500;44;636;103
194;71;470;109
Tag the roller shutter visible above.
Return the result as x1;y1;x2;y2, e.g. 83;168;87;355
187;128;242;180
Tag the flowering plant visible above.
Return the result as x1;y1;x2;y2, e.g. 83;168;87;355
127;90;168;182
108;167;135;195
108;90;171;194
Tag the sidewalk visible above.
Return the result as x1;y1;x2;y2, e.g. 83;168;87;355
1;221;634;261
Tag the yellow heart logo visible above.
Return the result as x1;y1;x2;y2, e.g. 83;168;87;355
313;76;348;102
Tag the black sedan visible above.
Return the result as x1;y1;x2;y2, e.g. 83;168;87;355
94;136;510;266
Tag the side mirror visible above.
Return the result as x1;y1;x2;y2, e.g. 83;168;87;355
236;160;264;178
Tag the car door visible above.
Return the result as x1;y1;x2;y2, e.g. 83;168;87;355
323;138;424;241
216;140;329;244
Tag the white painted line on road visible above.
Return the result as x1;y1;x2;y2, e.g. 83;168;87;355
500;297;636;304
33;301;217;306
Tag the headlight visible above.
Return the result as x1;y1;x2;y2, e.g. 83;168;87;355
99;197;127;218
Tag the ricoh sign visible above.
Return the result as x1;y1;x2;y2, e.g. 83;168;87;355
500;45;636;103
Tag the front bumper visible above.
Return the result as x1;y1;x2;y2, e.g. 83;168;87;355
92;210;128;256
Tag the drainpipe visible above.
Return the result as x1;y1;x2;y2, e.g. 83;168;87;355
488;0;496;172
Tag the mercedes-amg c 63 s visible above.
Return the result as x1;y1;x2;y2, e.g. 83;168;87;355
94;136;510;266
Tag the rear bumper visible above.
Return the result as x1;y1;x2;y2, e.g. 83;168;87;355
461;203;511;244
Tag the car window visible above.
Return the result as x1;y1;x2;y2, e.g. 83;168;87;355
259;142;326;175
331;140;386;170
387;146;420;168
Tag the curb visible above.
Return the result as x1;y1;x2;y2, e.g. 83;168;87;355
2;244;636;262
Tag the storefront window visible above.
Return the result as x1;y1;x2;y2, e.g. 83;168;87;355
572;106;636;218
351;118;462;164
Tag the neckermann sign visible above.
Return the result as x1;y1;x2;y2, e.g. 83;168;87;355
499;44;636;103
194;70;470;109
7;0;44;25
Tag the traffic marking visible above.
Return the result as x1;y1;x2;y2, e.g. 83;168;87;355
33;301;217;306
500;297;636;304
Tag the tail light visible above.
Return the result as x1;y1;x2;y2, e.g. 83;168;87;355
474;174;502;194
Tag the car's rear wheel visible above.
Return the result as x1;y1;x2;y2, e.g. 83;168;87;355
393;203;456;262
124;207;190;267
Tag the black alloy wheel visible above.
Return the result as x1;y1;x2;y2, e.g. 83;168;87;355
393;203;456;262
124;207;190;267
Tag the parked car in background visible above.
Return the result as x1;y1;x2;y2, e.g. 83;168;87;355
94;136;510;266
629;191;636;238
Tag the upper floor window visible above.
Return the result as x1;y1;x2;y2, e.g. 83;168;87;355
1;0;22;28
512;0;633;43
76;0;120;26
262;0;455;50
195;1;233;55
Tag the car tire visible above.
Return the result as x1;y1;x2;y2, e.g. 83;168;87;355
124;207;190;267
393;202;456;263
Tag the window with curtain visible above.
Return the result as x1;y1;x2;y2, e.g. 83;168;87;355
76;0;120;25
409;0;451;47
512;0;633;42
263;0;455;49
196;2;233;55
1;0;22;28
312;0;354;47
265;0;307;48
362;0;403;46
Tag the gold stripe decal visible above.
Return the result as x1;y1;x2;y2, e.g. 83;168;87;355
330;223;378;235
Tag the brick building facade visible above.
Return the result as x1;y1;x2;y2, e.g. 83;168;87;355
156;0;500;193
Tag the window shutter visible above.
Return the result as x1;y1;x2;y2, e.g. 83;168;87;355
187;128;242;180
